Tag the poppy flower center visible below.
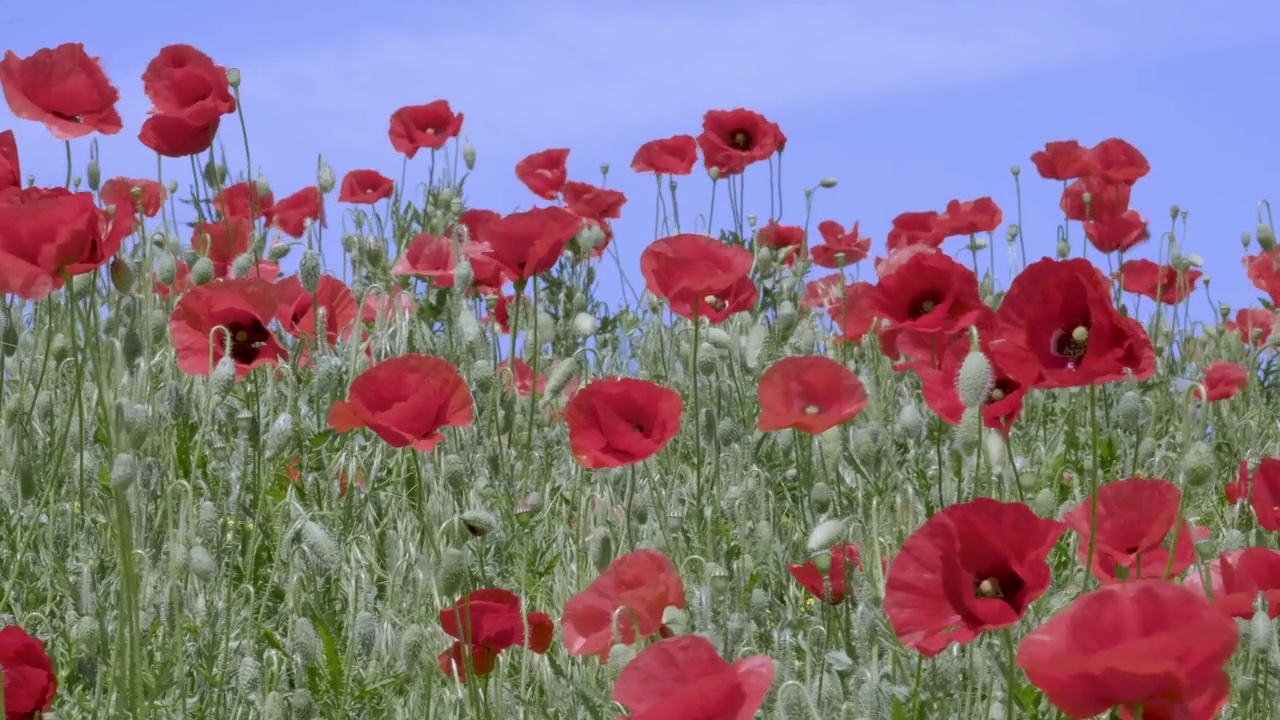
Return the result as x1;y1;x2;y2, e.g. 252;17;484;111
908;292;943;319
804;405;822;415
52;111;84;123
221;321;270;365
702;295;726;311
987;379;1019;404
1053;325;1090;361
973;567;1026;606
730;130;753;150
632;421;646;434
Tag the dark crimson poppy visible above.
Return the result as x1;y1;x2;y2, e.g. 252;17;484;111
477;206;579;282
611;635;774;720
0;625;57;720
0;130;20;191
756;221;806;265
266;186;325;239
917;335;1030;436
388;100;463;159
869;250;990;340
497;358;546;397
141;45;236;126
1083;210;1148;253
0;43;122;139
811;220;870;268
1116;259;1202;305
169;278;288;379
153;258;191;298
827;281;878;344
1017;580;1237;720
1245;248;1280;305
561;181;626;221
1227;308;1276;346
640;233;757;324
274;274;359;345
696;108;785;176
515;148;570;200
939;197;1002;237
0;189;104;299
757;355;867;434
139;114;221;158
392;233;457;287
788;543;861;605
630;134;698;175
995;258;1155;388
562;549;686;659
1247;458;1280;531
800;274;843;311
1087;137;1150;185
100;177;167;220
214;181;273;221
437;588;554;684
1030;140;1092;181
884;498;1064;655
1062;477;1196;583
1061;176;1131;221
191;216;252;278
885;210;947;251
564;377;682;469
1193;361;1248;402
1186;547;1280;620
328;354;472;451
338;169;394;204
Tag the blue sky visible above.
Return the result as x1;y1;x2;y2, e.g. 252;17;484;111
4;0;1280;316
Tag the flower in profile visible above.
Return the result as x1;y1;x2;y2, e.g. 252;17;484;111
1061;176;1131;221
496;358;546;397
757;355;867;434
392;233;458;287
267;186;325;239
0;43;122;139
388;100;463;158
630;134;698;176
515;148;570;200
100;177;167;222
1193;361;1248;402
0;625;57;720
1185;547;1280;619
1245;458;1280;531
1084;210;1148;253
1062;477;1196;583
562;550;685;660
1030;140;1093;180
611;635;774;719
788;543;861;605
885;210;946;250
564;377;682;469
0;130;20;192
939;197;1002;237
640;234;757;324
811;220;870;268
169;278;288;380
327;354;473;451
1115;259;1202;305
437;588;554;683
1225;308;1276;347
338;169;394;204
477;206;580;282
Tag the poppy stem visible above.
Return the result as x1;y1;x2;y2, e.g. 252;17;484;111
64;140;72;189
1000;629;1017;720
691;308;704;517
1083;383;1101;586
524;279;541;452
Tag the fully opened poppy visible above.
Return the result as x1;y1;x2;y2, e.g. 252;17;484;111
327;354;473;451
388;100;463;158
811;220;870;268
1084;210;1148;254
869;250;990;342
1185;547;1280;619
1116;259;1202;305
169;278;288;379
640;234;757;324
1062;477;1196;583
392;233;457;287
515;148;570;200
564;377;682;469
756;221;806;265
1193;361;1248;402
0;130;19;191
478;206;580;282
274;274;359;345
562;549;686;660
267;186;325;239
611;635;774;720
696;108;785;176
757;355;867;434
0;43;122;140
883;498;1065;655
1246;458;1280;531
0;190;105;300
630;134;697;176
1017;580;1238;720
338;169;394;204
0;625;57;720
788;543;861;605
437;588;554;683
995;257;1155;388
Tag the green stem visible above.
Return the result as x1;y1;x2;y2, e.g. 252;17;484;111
1083;383;1102;586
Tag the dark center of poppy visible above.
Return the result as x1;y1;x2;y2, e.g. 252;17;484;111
702;295;727;312
908;292;943;320
220;321;270;365
803;404;822;415
51;111;84;124
730;129;753;150
987;378;1019;404
1052;324;1090;361
632;421;646;434
973;567;1025;606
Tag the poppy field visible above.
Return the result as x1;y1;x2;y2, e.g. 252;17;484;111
3;41;1280;720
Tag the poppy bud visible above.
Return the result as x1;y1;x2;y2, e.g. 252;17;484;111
452;256;474;291
211;355;237;397
352;610;378;659
807;518;846;552
316;155;335;194
707;563;731;593
72;175;82;190
68;272;94;301
87;157;100;191
436;548;468;597
229;252;254;279
299;249;321;293
461;509;498;537
235;656;262;699
543;357;578;401
605;644;636;676
1242;231;1254;249
156;252;178;287
1250;607;1273;655
1115;391;1151;433
896;403;924;439
810;482;834;514
290;617;321;670
1136;437;1156;467
572;312;596;337
264;413;294;458
1183;441;1215;487
190;256;214;286
462;138;476;170
708;166;720;181
1056;237;1070;258
266;242;291;262
819;177;838;189
955;407;982;455
588;528;613;573
109;452;138;491
187;544;215;583
1258;223;1277;252
957;348;994;409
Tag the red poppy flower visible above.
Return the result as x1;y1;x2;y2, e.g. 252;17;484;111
562;549;686;659
1030;140;1093;181
461;242;507;295
141;45;235;126
0;625;57;720
393;233;457;287
1087;137;1150;185
611;635;774;720
388;100;463;159
0;189;105;299
756;221;806;265
640;233;757;324
338;169;394;204
696;108;785;176
1062;477;1196;583
869;251;989;339
515;148;570;200
630;134;697;176
939;197;1002;237
191;216;252;278
788;543;861;605
1116;259;1202;305
138;114;221;158
1193;361;1248;402
757;355;867;434
266;186;325;239
0;130;20;192
328;354;472;451
274;274;359;345
1017;580;1238;720
1225;459;1251;505
875;244;936;277
100;177;167;220
995;258;1155;388
1061;176;1131;221
811;220;870;268
1186;547;1280;620
564;377;682;469
0;43;122;140
1247;458;1280;531
437;588;554;683
1245;248;1280;305
169;278;288;379
885;211;947;251
884;498;1065;655
1083;210;1148;254
477;206;579;282
800;274;843;311
561;181;626;221
827;281;878;344
214;181;273;221
487;294;521;334
917;335;1030;436
358;283;416;324
497;358;546;397
1227;308;1276;346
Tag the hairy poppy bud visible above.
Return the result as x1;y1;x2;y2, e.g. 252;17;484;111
188;544;215;582
109;256;135;294
316;154;335;194
807;518;845;552
1056;237;1071;258
87;157;100;191
957;348;994;409
299;249;321;293
156;252;177;287
290;617;321;669
436;548;467;597
955;407;982;455
109;452;137;491
461;509;498;537
897;403;925;439
1183;441;1216;487
1258;223;1277;252
809;482;834;514
463;139;476;171
588;528;613;574
190;256;214;286
229;252;254;279
1115;391;1152;433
